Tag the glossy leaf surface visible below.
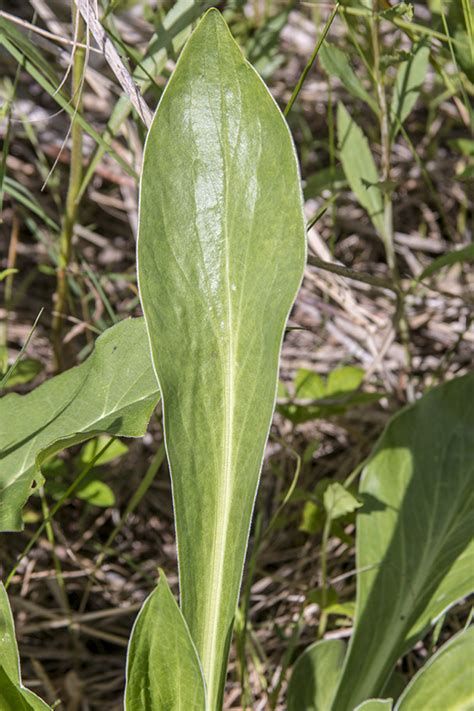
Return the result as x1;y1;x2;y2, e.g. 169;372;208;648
138;9;305;707
0;584;51;709
396;627;474;710
0;318;160;531
287;639;346;711
332;373;474;709
125;571;206;711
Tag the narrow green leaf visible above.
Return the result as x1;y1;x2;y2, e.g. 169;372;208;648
331;373;474;709
337;102;386;240
138;9;305;707
390;41;430;140
125;571;207;711
0;585;51;710
0;319;160;532
323;482;362;520
287;639;346;711
417;243;474;281
396;627;474;710
354;701;393;711
319;43;377;111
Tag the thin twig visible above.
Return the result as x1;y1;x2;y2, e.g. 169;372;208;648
307;254;398;293
75;0;153;128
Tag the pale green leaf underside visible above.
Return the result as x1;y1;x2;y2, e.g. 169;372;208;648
396;627;474;711
354;701;393;711
0;584;51;710
0;318;160;531
287;639;346;711
138;9;305;708
332;373;474;710
337;102;386;241
125;571;206;711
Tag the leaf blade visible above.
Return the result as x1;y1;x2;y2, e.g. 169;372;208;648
125;571;207;711
138;9;306;706
331;373;474;709
0;318;160;531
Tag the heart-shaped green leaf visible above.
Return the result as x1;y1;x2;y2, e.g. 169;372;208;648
0;318;160;531
125;571;206;710
138;9;305;706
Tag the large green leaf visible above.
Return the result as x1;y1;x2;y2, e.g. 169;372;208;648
138;9;305;707
337;102;386;241
125;571;207;710
331;373;474;710
0;318;160;532
354;702;392;711
390;41;430;140
396;627;474;710
0;584;51;710
287;640;346;711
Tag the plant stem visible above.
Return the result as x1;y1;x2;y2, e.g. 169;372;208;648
307;254;397;292
52;6;85;371
317;516;332;639
370;2;412;382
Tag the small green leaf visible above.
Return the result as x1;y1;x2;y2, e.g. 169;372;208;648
125;570;207;711
396;627;474;710
76;436;128;467
74;479;116;507
287;639;346;711
337;102;386;241
320;43;377;111
300;500;323;534
417;243;474;281
390;41;430;140
323;482;362;520
326;366;364;395
0;318;160;531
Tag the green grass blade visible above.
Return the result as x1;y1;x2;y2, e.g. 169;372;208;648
138;9;306;707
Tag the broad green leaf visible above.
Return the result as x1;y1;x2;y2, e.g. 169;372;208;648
354;701;393;711
390;41;430;140
396;627;474;710
138;9;305;707
287;639;346;711
0;318;160;531
319;43;377;111
0;584;51;710
331;373;474;710
125;571;206;710
417;243;474;281
337;102;386;241
323;482;362;520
